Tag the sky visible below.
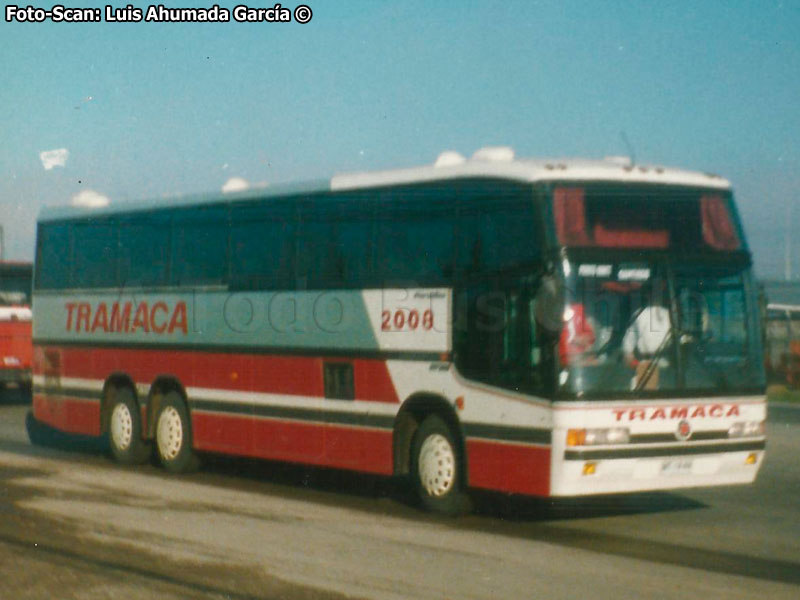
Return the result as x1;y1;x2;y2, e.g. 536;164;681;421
2;0;799;280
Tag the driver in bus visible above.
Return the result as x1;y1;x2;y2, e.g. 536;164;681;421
622;289;672;390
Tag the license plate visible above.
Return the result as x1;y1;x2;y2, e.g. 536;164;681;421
661;459;693;475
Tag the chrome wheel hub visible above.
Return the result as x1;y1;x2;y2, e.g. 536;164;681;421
110;402;133;451
418;433;456;497
157;406;183;460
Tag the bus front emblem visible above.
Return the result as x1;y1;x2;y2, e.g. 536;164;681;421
676;420;692;442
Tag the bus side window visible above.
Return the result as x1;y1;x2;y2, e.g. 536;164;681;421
337;217;375;288
118;213;170;288
335;193;376;289
296;211;344;290
454;276;549;395
35;223;72;290
72;220;117;289
277;193;377;291
231;201;296;291
323;362;354;400
171;205;229;287
455;199;540;277
374;206;455;287
452;190;549;394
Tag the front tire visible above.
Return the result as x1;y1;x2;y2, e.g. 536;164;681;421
411;415;466;515
154;392;198;473
108;387;151;465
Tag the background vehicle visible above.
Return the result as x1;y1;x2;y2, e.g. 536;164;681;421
764;303;800;387
30;151;766;513
0;262;32;393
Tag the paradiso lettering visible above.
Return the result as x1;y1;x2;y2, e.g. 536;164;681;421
65;302;188;335
613;404;741;422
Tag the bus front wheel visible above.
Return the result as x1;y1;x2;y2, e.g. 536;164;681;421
411;415;466;515
108;387;151;465
154;392;198;473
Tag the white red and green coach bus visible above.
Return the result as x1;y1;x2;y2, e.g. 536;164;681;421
0;261;33;392
30;150;766;513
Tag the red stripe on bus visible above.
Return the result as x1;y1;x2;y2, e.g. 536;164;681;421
192;411;393;474
33;393;101;436
352;358;400;405
323;424;393;473
466;439;550;496
35;345;400;403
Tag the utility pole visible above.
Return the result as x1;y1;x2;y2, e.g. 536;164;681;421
786;200;793;281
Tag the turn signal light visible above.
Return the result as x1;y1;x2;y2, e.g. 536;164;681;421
582;462;597;476
567;429;586;447
745;453;758;465
567;427;630;447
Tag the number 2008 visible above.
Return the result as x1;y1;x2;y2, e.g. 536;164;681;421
381;309;434;331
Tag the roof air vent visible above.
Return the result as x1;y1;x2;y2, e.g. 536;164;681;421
604;156;633;168
434;151;467;168
472;146;515;162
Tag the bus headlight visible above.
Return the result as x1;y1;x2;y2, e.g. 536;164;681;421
727;421;765;438
567;427;630;447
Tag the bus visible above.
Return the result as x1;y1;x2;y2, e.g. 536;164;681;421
30;150;766;513
0;262;32;393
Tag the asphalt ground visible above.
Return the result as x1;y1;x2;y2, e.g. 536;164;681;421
0;392;797;599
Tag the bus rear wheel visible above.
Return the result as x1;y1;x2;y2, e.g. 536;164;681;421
411;415;466;515
108;387;151;465
154;392;198;473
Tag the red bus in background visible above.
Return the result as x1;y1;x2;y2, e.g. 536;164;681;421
0;262;33;393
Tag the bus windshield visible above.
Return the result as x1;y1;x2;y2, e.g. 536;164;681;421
0;273;31;306
559;261;765;398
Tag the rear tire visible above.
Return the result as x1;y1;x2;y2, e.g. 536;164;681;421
154;392;199;473
411;415;467;515
108;387;151;465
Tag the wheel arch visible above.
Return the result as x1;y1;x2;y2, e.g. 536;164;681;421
392;392;467;484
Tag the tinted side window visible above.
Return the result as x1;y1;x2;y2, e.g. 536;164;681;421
73;220;117;288
296;200;341;290
337;211;375;288
454;274;553;395
456;199;539;276
0;269;31;305
294;195;377;290
230;201;296;290
171;205;228;286
375;198;456;286
119;213;170;288
36;223;72;290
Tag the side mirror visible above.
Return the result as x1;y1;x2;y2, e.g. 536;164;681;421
534;275;564;333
